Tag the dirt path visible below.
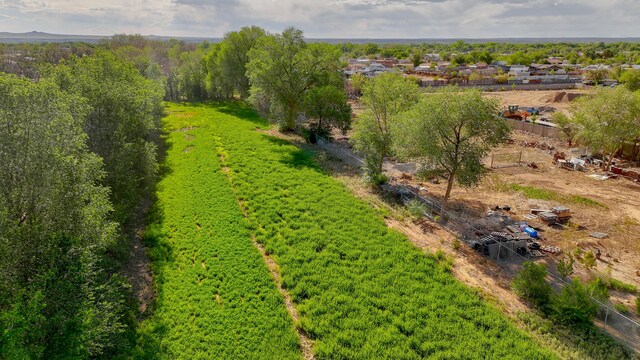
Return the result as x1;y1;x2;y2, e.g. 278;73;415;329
251;237;315;360
122;199;154;317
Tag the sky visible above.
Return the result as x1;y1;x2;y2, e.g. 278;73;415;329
0;0;638;38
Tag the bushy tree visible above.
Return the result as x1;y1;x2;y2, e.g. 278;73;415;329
176;48;207;100
552;112;579;147
303;85;352;136
394;86;509;202
582;250;597;271
49;51;164;225
349;73;367;96
619;69;640;91
585;69;609;84
572;87;640;170
557;255;574;279
351;72;419;177
247;27;342;130
552;279;598;326
205;26;266;99
511;262;552;309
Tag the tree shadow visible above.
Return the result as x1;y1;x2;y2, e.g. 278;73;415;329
126;112;175;359
210;101;269;127
260;135;325;172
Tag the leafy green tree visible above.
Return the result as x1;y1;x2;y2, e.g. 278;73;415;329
411;53;423;68
247;27;342;130
204;43;234;99
49;51;164;224
572;87;640;170
394;86;509;202
508;51;532;65
619;69;640;91
0;73;127;358
551;112;579;147
587;278;610;302
176;48;207;100
511;262;553;309
468;71;482;81
351;72;419;177
205;26;266;99
552;279;598;326
585;69;609;84
219;26;266;98
303;85;352;135
557;255;575;279
349;73;367;96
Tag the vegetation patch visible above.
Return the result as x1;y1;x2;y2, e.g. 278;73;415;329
508;184;606;208
201;102;555;359
135;105;301;359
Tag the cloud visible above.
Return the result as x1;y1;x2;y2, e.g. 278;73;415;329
0;0;638;38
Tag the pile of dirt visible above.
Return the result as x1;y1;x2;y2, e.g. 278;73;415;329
544;91;583;104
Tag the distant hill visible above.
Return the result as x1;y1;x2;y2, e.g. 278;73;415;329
1;31;638;44
0;31;221;44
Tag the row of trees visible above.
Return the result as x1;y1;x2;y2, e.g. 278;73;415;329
352;73;509;202
0;51;163;358
105;27;352;133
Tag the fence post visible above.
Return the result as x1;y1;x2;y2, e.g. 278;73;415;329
518;151;522;165
604;305;609;327
490;154;494;169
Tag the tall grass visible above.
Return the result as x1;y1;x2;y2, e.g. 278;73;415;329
135;105;301;359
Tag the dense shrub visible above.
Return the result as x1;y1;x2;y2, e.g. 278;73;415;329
552;279;599;326
512;262;553;309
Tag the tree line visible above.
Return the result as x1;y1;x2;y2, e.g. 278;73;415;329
0;51;163;358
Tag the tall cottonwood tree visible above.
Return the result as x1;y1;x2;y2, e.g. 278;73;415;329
205;26;266;99
394;87;509;202
351;72;419;177
247;27;342;130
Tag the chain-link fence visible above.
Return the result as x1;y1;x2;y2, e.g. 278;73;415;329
313;134;640;350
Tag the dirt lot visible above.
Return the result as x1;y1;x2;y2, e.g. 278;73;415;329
485;89;589;115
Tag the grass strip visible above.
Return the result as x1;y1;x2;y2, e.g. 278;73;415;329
134;104;301;359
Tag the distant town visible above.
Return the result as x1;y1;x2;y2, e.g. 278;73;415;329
344;54;639;89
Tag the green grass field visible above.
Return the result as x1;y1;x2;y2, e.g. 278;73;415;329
134;104;301;359
139;102;555;359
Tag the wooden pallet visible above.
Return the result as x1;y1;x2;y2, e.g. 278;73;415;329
541;245;562;254
529;250;545;257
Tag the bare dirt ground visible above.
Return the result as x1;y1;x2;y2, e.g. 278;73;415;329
485;89;589;114
123;199;154;317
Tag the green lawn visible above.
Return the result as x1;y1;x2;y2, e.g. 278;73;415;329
170;101;556;359
134;104;301;359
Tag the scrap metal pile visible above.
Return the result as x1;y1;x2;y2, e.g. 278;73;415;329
467;207;564;261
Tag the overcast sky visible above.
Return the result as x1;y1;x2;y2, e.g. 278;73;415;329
0;0;638;38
